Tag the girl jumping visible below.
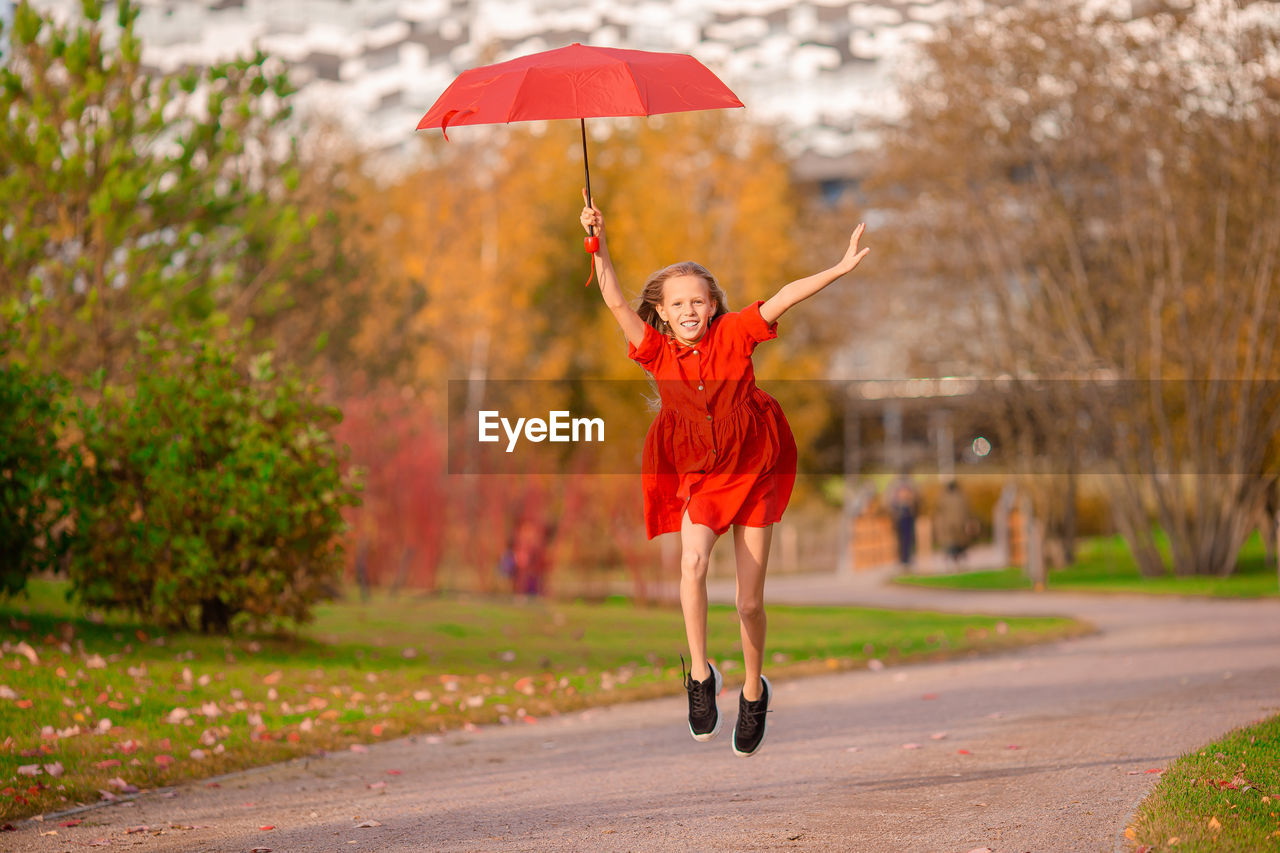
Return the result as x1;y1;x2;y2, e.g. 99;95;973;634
580;190;869;757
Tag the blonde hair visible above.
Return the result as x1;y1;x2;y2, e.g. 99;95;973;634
635;262;729;334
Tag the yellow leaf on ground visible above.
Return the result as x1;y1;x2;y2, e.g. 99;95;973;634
1207;816;1222;831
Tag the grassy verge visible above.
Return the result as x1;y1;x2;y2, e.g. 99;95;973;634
1125;714;1280;852
895;533;1279;598
1;579;1084;822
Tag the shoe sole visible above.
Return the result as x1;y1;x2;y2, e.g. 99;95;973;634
732;675;771;757
689;663;723;742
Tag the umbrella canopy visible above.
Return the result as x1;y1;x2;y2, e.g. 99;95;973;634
416;43;743;136
416;43;743;278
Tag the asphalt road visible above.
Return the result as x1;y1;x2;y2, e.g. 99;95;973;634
11;575;1279;853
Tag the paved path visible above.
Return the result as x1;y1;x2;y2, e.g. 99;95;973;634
12;576;1279;853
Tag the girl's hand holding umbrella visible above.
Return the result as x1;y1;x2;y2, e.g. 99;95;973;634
580;188;605;254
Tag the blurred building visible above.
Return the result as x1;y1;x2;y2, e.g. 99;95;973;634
24;0;969;180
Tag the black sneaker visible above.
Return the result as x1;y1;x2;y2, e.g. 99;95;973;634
683;659;723;742
732;675;771;757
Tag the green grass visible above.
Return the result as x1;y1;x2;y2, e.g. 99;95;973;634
896;533;1279;598
1125;714;1280;852
1;579;1083;821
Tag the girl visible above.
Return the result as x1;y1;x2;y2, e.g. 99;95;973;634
580;190;869;757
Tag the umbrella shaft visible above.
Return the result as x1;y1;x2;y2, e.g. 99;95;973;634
581;118;594;236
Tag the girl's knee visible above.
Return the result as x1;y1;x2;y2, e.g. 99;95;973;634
680;550;709;579
735;595;764;621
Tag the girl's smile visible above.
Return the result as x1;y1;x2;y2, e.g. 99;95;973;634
657;274;717;345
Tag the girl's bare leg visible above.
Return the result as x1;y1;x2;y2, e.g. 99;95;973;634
679;511;720;681
732;524;773;701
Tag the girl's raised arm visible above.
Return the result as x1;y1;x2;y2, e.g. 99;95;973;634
581;190;648;349
759;224;870;326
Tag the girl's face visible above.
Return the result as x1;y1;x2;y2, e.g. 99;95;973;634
656;275;716;344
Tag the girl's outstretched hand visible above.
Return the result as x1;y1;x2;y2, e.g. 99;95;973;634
837;223;870;274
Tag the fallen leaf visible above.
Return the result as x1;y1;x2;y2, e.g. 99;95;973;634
263;671;283;685
17;764;40;776
350;744;368;753
259;825;276;831
957;749;971;755
250;848;273;852
967;848;993;853
1145;768;1163;774
902;743;921;750
154;754;174;767
14;641;40;665
930;732;948;740
921;693;939;700
386;770;402;776
845;746;862;753
1006;745;1022;750
367;781;387;790
59;820;82;827
108;777;139;793
44;762;64;777
1208;816;1222;831
355;819;382;828
0;686;17;700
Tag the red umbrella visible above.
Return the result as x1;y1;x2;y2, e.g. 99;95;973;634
416;43;743;255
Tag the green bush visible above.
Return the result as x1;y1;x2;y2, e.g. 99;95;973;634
69;333;359;632
0;338;78;595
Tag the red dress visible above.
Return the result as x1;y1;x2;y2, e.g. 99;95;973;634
628;301;798;538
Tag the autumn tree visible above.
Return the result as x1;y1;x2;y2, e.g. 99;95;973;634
871;0;1280;576
0;0;361;383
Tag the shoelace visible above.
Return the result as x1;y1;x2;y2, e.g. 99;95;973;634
737;694;769;738
681;656;713;719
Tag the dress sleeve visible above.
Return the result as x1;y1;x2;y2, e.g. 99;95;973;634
739;300;779;343
627;322;665;369
718;300;779;355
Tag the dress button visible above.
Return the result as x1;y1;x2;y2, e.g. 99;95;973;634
706;414;712;421
693;350;699;355
698;385;704;391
